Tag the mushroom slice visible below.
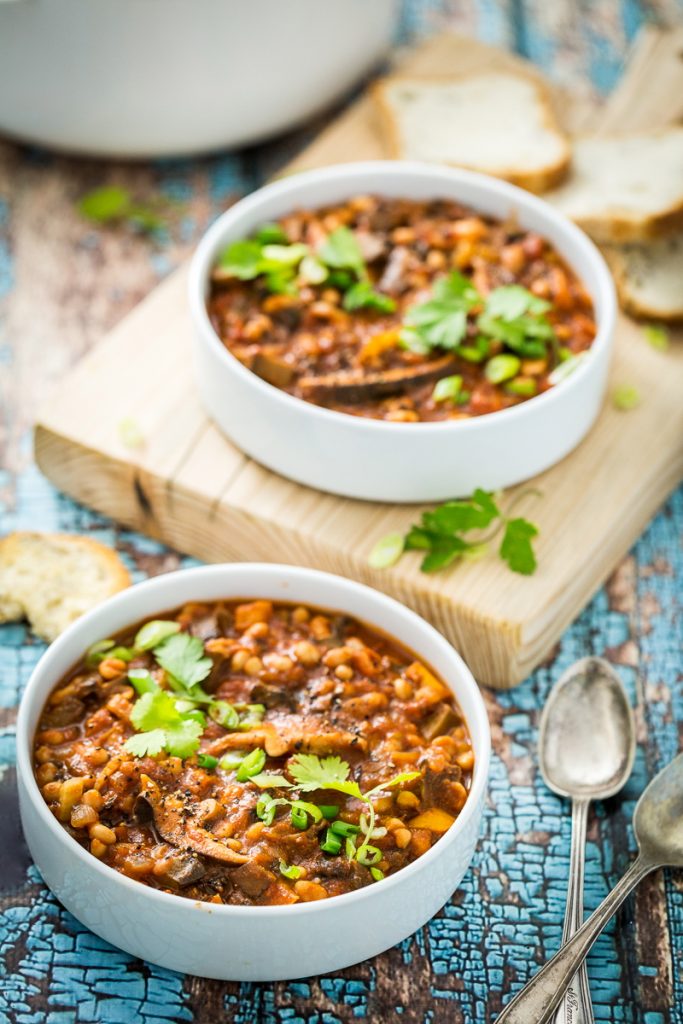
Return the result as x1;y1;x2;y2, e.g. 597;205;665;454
137;775;248;865
204;716;367;759
298;355;460;404
252;350;295;388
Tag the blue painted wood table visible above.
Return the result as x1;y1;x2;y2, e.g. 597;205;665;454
1;2;681;1021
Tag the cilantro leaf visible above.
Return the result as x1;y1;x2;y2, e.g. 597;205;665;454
420;538;468;573
79;186;131;223
500;518;539;575
485;284;550;320
123;729;167;757
368;487;540;577
343;280;396;313
288;754;363;798
125;689;204;759
317;227;366;277
218;240;265;280
153;632;212;692
402;271;481;353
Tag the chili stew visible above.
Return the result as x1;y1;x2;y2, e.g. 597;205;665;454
34;599;474;906
208;195;597;422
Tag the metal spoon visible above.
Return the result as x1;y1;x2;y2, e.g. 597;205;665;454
538;656;636;1024
495;752;683;1024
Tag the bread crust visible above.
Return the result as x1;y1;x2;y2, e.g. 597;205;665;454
0;531;131;640
603;244;683;322
371;72;571;194
574;205;683;245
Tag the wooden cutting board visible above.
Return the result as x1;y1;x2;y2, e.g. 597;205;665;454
34;29;683;689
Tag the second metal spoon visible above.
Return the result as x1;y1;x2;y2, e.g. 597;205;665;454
538;656;636;1024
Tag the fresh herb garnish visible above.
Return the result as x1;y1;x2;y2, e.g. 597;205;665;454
401;275;556;368
153;632;212;691
643;324;669;352
235;747;266;782
612;384;641;411
197;753;219;770
279;860;303;880
248;752;419;875
369;487;540;576
432;374;467;404
124;690;204;759
317;226;365;277
78;186;175;235
134;619;181;651
343;279;396;313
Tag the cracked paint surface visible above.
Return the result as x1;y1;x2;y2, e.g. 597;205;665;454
1;2;682;1021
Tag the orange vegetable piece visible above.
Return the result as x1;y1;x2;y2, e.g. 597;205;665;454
409;808;456;833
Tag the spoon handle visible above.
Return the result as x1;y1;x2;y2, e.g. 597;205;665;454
554;797;593;1024
495;856;654;1024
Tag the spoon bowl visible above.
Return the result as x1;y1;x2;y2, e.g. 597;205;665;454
634;751;683;867
539;656;636;800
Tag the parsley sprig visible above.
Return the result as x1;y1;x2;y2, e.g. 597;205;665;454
217;223;396;312
249;753;419;873
369;488;540;576
78;186;179;235
401;274;557;388
112;626;263;760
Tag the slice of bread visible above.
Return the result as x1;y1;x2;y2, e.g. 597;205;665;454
547;130;683;243
373;72;571;193
604;236;683;321
0;532;130;641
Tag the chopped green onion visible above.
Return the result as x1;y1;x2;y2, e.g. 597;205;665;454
133;619;181;651
356;844;382;867
210;701;240;729
235;748;266;782
261;242;309;266
319;804;340;820
218;751;248;771
370;867;385;882
504;376;537;397
345;836;357;860
643;324;669;351
432;375;463;403
256;794;278;825
255;223;289;245
279;860;303;880
249;772;293;789
612;384;641;411
484;354;521;384
291;805;309;831
330;820;361;838
320;829;343;855
299;253;328;285
368;532;404;570
85;639;115;668
197;753;218;770
290;800;323;823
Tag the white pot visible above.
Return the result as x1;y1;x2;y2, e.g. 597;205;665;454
0;0;398;157
16;563;490;981
189;161;617;502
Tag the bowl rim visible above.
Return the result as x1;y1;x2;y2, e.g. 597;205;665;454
189;159;617;435
17;562;491;920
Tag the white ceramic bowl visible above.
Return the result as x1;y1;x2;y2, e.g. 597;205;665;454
189;161;617;503
16;563;490;981
0;0;397;157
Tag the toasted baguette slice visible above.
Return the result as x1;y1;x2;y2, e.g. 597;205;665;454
547;130;683;243
373;72;570;193
604;236;683;321
0;532;130;641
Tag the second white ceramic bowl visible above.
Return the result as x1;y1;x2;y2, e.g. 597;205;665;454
17;563;490;981
189;161;617;503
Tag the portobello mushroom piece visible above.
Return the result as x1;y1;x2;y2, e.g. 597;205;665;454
136;775;249;865
42;696;86;728
297;354;460;404
422;763;464;814
252;349;296;388
156;852;206;888
231;861;276;898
